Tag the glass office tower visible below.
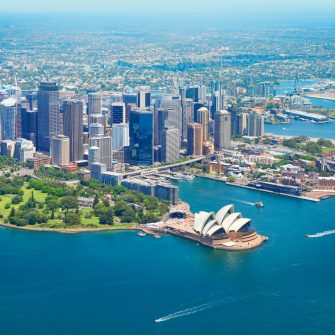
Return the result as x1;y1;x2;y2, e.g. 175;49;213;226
129;109;153;166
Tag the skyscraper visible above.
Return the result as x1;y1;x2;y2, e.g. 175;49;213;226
129;109;154;166
37;82;61;153
89;123;104;138
20;108;37;145
89;135;113;170
248;111;264;137
182;98;194;141
160;95;182;140
214;110;231;151
161;128;180;163
238;112;248;136
196;107;210;141
87;92;102;116
185;87;199;102
88;146;100;169
137;87;151;110
63;99;84;162
112;123;129;150
187;123;203;156
0;98;17;141
51;134;70;166
110;102;126;125
154;109;169;145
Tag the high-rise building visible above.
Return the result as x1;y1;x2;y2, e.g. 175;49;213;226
63;99;83;162
89;123;104;138
88;114;106;127
0;98;17;141
51;134;70;166
20;108;37;145
89;135;113;170
238;112;248;136
196;107;210;141
254;82;273;98
13;138;35;162
214;110;231;151
248;111;264;137
194;102;205;122
88;146;100;169
87;92;102;116
211;81;224;118
129;109;154;166
110;102;126;124
182;98;194;141
186;87;199;102
161;128;180;163
137;87;151;110
160;95;182;140
198;85;207;102
229;108;240;136
187;123;203;156
154;109;169;145
36;82;61;153
26;93;37;111
112;123;129;150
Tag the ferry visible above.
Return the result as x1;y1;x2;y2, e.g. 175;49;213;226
175;173;195;181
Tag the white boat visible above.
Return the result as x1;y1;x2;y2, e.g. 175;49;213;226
138;231;147;237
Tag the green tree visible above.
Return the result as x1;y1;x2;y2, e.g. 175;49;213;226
63;212;81;226
46;196;59;219
11;195;23;204
9;207;15;218
60;196;79;212
99;208;114;225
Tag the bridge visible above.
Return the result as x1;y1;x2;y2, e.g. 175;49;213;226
122;154;214;179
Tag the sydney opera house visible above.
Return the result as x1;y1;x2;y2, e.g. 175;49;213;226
192;204;267;250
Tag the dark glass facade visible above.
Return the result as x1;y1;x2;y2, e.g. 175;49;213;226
20;108;37;145
129;110;154;166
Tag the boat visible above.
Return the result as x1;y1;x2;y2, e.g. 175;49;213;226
138;231;147;237
254;202;264;208
153;233;161;239
183;174;195;181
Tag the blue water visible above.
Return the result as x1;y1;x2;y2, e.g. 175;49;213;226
1;178;335;335
265;119;335;139
275;80;335;109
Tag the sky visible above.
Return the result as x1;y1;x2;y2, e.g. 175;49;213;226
2;0;335;15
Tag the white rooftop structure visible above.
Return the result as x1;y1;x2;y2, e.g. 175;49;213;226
194;205;251;237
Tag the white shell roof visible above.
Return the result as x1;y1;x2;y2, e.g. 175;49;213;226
193;205;251;236
229;218;251;232
222;213;242;233
216;205;234;225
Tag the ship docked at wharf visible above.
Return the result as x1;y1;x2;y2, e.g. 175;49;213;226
144;202;268;251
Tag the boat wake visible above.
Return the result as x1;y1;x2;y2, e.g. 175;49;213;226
155;301;219;323
155;294;254;323
226;198;255;206
306;230;335;238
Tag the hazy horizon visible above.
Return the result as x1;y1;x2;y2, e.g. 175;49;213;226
1;0;335;16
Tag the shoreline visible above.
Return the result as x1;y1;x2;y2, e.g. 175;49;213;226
303;93;335;102
0;222;140;234
195;174;332;202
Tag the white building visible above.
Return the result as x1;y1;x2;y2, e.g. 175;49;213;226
112;123;129;150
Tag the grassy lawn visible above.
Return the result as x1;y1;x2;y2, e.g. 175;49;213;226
0;182;134;230
22;183;47;203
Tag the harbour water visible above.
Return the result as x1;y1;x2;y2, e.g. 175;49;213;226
1;178;335;335
265;118;335;139
275;80;335;109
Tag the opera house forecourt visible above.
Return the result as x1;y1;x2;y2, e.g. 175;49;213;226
161;203;268;250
